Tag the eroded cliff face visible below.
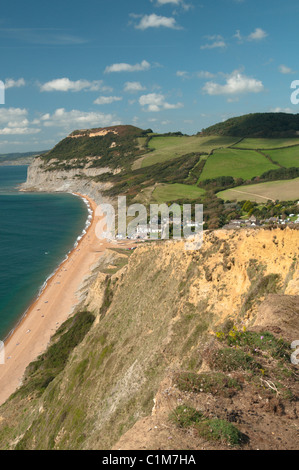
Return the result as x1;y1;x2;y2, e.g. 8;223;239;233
21;157;113;204
0;228;298;450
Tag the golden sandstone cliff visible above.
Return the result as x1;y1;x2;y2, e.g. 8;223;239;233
0;228;298;450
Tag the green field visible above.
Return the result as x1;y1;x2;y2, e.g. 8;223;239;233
152;183;205;203
217;178;299;203
232;138;299;149
265;146;299;168
138;135;239;168
199;148;278;181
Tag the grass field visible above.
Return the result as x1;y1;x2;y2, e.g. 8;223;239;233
137;137;147;149
232;138;299;149
199;148;278;181
265;146;299;168
217;178;299;203
152;183;205;203
138;135;239;168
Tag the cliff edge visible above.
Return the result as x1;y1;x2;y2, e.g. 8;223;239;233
0;228;298;450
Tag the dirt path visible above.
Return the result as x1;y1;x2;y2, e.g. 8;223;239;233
227;189;276;202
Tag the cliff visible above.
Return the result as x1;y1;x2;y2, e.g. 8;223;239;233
0;228;298;450
21;157;114;204
20;124;150;203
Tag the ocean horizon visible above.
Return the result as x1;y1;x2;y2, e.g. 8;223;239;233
0;166;88;340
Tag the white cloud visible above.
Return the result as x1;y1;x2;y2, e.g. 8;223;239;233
105;60;151;74
197;71;215;79
0;107;40;135
176;70;189;78
0;127;40;135
94;96;123;105
234;30;242;41
124;81;146;93
205;34;223;41
234;28;268;42
40;108;121;129
139;93;183;112
176;70;215;79
153;0;182;4
40;78;108;92
270;107;295;114
134;14;181;30
279;65;295;75
151;0;192;10
200;40;226;50
4;78;26;89
203;71;264;95
248;28;268;41
0;107;27;124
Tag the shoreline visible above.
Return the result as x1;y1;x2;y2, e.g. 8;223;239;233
0;192;106;406
2;191;94;345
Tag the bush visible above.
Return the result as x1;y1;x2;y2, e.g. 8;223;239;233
209;347;262;373
195;419;245;446
170;405;204;428
170;406;246;447
175;372;242;398
217;327;290;361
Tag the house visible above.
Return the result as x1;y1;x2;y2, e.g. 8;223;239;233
268;217;279;224
230;219;242;226
222;223;241;230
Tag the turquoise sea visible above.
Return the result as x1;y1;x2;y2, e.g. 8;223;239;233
0;166;88;340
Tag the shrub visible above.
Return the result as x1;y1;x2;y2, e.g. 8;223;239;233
175;372;242;398
170;405;204;428
195;419;245;446
216;326;291;362
209;347;262;373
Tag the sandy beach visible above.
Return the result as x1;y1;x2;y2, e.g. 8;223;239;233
0;193;108;406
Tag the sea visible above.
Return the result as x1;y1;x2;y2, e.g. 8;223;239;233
0;165;89;341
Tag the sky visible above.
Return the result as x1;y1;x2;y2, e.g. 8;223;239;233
0;0;299;153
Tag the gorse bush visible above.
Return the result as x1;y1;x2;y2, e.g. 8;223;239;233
175;371;242;398
170;405;204;428
216;326;290;361
209;347;262;373
195;419;245;446
170;406;246;446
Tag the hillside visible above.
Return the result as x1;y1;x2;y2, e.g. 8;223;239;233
0;151;47;166
41;125;151;171
201;113;299;138
0;228;298;450
22;116;299;229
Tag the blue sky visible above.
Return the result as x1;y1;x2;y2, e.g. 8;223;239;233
0;0;299;152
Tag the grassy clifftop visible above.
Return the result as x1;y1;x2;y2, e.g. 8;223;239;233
201;113;299;138
41;125;151;170
26;117;299;226
0;228;298;450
